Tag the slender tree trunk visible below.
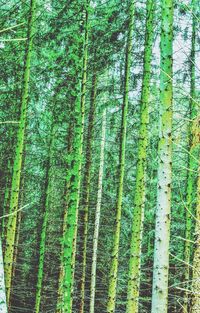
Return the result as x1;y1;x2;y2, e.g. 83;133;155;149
77;71;97;313
60;3;89;312
151;1;173;312
2;88;20;240
56;120;73;313
191;163;200;313
182;1;197;311
126;1;155;312
1;160;12;240
89;109;106;313
4;0;36;304
0;239;7;313
12;211;21;280
11;174;25;284
34;123;54;313
9;174;25;306
107;1;135;312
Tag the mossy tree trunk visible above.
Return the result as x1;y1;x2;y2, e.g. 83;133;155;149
1;159;12;240
56;118;73;313
4;0;36;304
34;122;55;313
107;1;135;312
77;70;97;313
59;3;89;312
126;1;155;312
191;162;200;313
182;0;197;311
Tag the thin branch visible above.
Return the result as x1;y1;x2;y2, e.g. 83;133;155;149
0;203;33;220
176;286;200;296
160;68;200;108
0;22;25;34
0;38;27;42
0;121;19;124
170;252;194;269
172;235;196;244
173;141;200;164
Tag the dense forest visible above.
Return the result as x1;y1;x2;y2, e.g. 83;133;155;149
0;0;200;312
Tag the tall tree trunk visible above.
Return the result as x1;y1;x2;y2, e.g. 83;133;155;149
89;109;106;313
126;1;155;312
56;119;73;313
191;162;200;313
11;174;25;289
34;122;54;313
151;1;173;312
1;159;12;240
60;3;89;312
0;239;7;313
182;0;197;311
107;1;135;312
77;70;97;313
4;0;36;304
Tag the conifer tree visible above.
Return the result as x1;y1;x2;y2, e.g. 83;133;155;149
59;2;89;311
107;1;135;312
34;121;55;313
77;69;97;313
4;0;36;303
182;0;198;310
191;162;200;313
126;1;155;312
90;109;106;313
151;1;173;312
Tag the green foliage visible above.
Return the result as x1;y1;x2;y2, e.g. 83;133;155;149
0;1;199;313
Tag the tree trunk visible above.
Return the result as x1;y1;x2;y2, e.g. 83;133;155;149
182;0;197;311
191;163;200;313
126;1;155;312
107;1;135;312
34;122;54;313
56;119;73;313
1;159;12;240
89;109;106;313
77;70;97;313
11;174;25;293
60;3;89;312
4;0;36;304
0;239;7;313
151;1;173;312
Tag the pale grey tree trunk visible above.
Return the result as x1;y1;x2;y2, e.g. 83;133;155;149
0;239;7;313
89;109;106;313
151;0;173;312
